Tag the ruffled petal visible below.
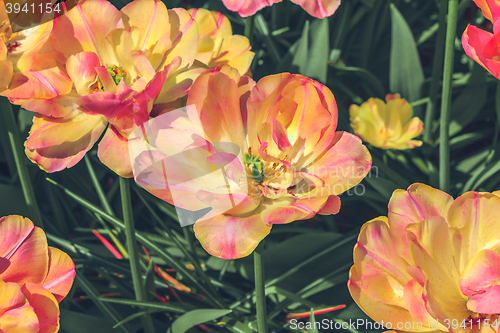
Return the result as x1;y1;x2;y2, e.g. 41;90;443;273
187;68;249;149
0;216;48;285
193;214;271;259
353;217;411;306
307;132;372;196
462;25;500;79
466;284;500;314
258;196;329;225
0;281;39;333
21;283;60;333
97;126;133;178
221;0;281;17
447;192;500;273
66;52;100;96
121;0;172;70
42;248;75;303
53;0;120;64
387;184;453;263
291;0;341;18
2;69;73;103
25;113;107;173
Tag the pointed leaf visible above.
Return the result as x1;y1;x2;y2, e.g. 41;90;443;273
389;4;424;105
170;309;232;333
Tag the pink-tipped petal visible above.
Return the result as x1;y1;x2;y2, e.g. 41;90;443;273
317;195;341;215
66;52;100;96
466;284;500;314
308;132;372;196
0;280;39;332
25;113;107;173
42;247;76;303
22;282;60;333
260;196;329;225
0;216;48;285
387;183;453;263
472;0;500;23
462;25;500;79
187;69;248;148
459;249;500;297
221;0;281;17
193;214;271;259
97;126;133;178
447;192;500;272
291;0;340;18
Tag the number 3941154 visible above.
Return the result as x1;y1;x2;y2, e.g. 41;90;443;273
5;2;61;14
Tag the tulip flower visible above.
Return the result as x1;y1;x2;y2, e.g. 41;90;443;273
349;94;424;150
463;0;500;79
2;0;199;177
130;65;371;259
0;0;57;92
349;183;500;332
221;0;341;19
188;8;254;75
0;215;76;333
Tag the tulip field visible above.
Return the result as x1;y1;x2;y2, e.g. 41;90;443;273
2;0;500;332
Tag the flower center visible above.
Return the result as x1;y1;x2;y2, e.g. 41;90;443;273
107;65;127;85
88;65;128;93
243;152;264;182
244;148;297;200
1;20;19;54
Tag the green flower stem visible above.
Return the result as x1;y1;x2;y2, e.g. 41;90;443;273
0;97;43;228
120;177;155;333
423;0;448;144
439;0;459;192
244;15;255;45
254;242;268;333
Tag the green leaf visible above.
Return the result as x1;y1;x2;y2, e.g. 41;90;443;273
307;309;319;333
389;4;424;104
60;310;116;333
144;259;156;301
84;297;188;313
113;309;166;329
291;21;310;75
305;19;329;83
170;309;232;333
364;177;399;201
290;19;330;83
449;64;488;136
330;62;385;98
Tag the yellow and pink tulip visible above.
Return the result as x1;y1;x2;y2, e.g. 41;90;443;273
188;8;254;75
349;183;500;331
131;65;371;259
349;94;424;150
0;215;75;333
2;0;200;177
221;0;341;19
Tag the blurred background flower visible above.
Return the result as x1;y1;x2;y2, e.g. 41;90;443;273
221;0;341;19
349;94;424;150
